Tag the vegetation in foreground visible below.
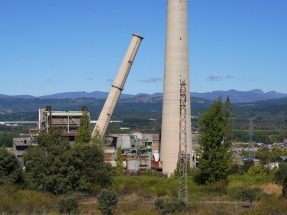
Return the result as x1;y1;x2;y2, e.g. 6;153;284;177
0;173;287;214
1;98;287;214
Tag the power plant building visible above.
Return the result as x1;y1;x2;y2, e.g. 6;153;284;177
38;106;89;141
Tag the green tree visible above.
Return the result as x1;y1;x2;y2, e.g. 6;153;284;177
23;130;72;194
0;148;23;184
197;98;233;184
239;187;256;206
242;159;254;173
115;147;124;176
98;189;118;215
223;97;233;146
75;109;91;144
274;163;287;198
274;163;287;185
23;129;113;194
223;97;234;168
246;164;266;176
256;147;271;164
68;143;113;191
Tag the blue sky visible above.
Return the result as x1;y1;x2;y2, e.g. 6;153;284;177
0;0;286;96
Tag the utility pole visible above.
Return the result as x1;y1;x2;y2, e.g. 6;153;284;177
178;79;188;203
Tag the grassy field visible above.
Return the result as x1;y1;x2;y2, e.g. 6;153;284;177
0;174;286;215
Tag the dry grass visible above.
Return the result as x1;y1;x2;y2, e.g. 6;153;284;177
257;183;282;195
81;197;98;205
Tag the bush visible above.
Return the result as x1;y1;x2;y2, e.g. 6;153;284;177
246;164;266;177
229;164;245;175
204;180;227;194
98;189;118;215
140;169;168;178
154;198;186;215
274;163;287;185
242;159;254;173
245;196;287;215
23;130;113;194
282;177;287;199
274;163;287;198
239;187;256;206
59;196;79;215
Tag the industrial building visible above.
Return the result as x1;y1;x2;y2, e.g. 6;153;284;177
37;106;89;141
104;133;161;172
11;0;194;177
12;135;35;162
12;106;89;160
11;104;162;173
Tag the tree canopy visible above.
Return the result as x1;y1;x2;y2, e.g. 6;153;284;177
0;148;23;184
274;163;287;198
75;109;91;144
23;129;113;194
98;189;118;215
197;97;233;184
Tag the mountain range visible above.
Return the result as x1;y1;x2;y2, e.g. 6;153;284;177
1;89;286;104
1;89;287;129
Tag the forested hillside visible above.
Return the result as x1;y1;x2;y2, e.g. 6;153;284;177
1;96;287;132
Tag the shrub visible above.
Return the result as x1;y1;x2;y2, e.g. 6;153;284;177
59;196;79;215
246;196;287;215
274;163;287;198
229;164;245;175
98;189;118;215
154;198;186;215
204;180;227;195
282;177;287;199
242;159;254;173
246;164;266;177
239;187;256;206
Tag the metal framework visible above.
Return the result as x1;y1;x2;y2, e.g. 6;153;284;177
178;79;188;203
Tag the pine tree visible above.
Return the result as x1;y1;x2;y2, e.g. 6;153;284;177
197;97;233;184
223;97;234;168
75;109;91;144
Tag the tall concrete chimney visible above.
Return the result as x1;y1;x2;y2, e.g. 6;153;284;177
160;0;192;175
92;34;143;139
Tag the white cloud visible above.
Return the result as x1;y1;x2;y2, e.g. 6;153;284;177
139;77;162;83
207;75;222;81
